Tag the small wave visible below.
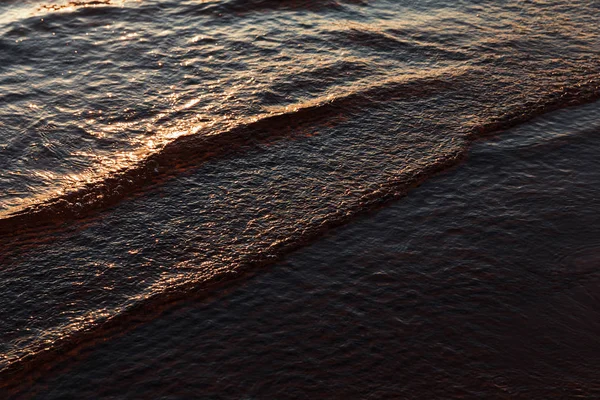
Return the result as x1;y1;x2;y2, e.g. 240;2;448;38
470;81;600;140
196;0;358;15
333;27;471;62
258;59;374;106
37;0;113;13
1;72;599;237
0;71;469;233
160;0;360;19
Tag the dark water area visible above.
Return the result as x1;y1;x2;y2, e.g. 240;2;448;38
1;0;600;397
11;101;600;399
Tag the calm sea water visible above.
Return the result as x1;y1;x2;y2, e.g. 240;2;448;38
1;0;599;397
15;101;600;399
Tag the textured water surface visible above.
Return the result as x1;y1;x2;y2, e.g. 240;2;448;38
12;100;600;399
1;0;599;397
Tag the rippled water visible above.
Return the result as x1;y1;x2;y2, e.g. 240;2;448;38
1;0;599;397
12;100;600;399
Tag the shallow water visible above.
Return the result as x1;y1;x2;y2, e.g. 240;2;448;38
13;100;600;399
1;0;600;397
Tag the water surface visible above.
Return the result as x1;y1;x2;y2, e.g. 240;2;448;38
1;0;599;396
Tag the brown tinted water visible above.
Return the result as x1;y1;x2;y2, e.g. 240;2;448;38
12;100;600;399
1;0;600;397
